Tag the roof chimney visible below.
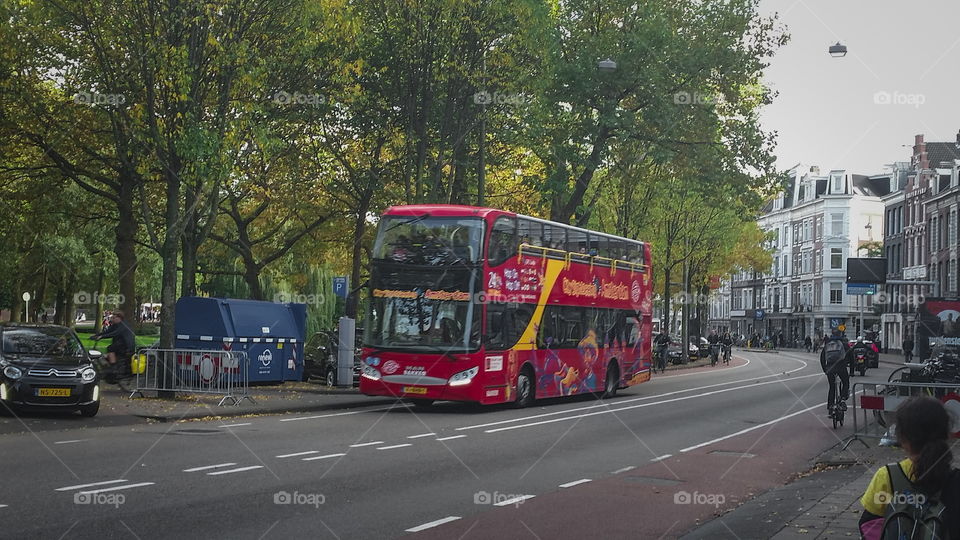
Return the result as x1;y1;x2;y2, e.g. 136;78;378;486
809;166;820;175
956;129;960;148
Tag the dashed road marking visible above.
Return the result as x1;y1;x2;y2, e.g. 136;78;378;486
54;439;87;445
276;451;319;459
303;453;347;461
493;495;535;506
77;482;155;495
407;433;436;439
651;454;672;462
611;466;635;474
436;435;466;442
559;479;591;488
377;444;412;450
349;441;385;448
207;466;264;476
183;463;237;473
279;406;396;422
55;480;128;492
405;516;461;533
680;402;825;453
220;423;251;428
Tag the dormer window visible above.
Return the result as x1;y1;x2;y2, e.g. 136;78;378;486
831;175;843;194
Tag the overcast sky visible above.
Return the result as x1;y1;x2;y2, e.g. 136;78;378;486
758;0;960;175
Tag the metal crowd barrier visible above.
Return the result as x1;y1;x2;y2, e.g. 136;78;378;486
132;348;255;406
850;379;960;448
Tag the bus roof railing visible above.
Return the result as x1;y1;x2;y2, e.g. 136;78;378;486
518;243;648;272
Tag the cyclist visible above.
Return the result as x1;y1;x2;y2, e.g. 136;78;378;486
707;330;721;366
721;332;733;364
91;310;135;383
654;331;670;373
820;329;851;417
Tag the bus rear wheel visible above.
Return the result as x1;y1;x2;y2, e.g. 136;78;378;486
515;366;535;408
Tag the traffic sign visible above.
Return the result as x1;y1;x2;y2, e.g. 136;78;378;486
333;277;349;299
846;283;877;296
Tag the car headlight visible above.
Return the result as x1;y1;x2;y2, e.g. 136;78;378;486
448;366;479;387
362;364;381;381
80;367;97;382
3;365;22;380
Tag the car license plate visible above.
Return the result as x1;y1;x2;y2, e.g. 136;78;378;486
37;388;71;397
402;386;427;395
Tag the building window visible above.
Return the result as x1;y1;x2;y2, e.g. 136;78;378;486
831;213;843;237
950;259;957;293
830;282;843;304
831;248;842;269
832;175;843;193
951;209;957;247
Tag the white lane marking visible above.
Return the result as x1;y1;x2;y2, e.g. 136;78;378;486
484;373;822;434
407;433;436;439
436;435;467;441
0;505;6;508
183;463;237;473
303;453;347;461
349;441;385;448
679;402;826;453
559;479;591;488
458;358;807;432
280;406;396;422
377;444;412;450
493;495;535;506
405;516;462;533
77;482;155;495
651;454;672;462
207;465;264;476
54;439;87;445
55;479;128;492
220;423;251;428
612;466;636;474
276;451;319;459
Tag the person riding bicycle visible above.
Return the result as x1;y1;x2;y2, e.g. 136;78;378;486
721;332;733;362
821;329;852;417
707;331;721;364
654;331;670;372
849;337;870;377
91;310;135;383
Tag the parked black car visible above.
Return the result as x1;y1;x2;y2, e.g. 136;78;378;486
303;329;362;386
0;323;101;417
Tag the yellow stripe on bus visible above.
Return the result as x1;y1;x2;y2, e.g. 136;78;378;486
515;259;565;351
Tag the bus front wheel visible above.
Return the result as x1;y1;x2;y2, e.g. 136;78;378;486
515;367;535;408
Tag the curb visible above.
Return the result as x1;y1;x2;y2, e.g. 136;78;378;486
128;396;399;422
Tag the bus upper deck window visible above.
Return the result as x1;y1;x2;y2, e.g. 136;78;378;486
489;217;516;265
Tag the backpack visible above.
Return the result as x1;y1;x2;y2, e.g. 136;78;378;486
824;339;845;370
880;463;948;540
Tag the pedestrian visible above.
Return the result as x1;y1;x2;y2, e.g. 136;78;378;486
804;335;812;353
858;396;960;538
902;334;914;363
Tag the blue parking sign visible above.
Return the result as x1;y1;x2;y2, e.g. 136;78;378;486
333;277;349;299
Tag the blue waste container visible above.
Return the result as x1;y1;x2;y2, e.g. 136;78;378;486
174;297;307;383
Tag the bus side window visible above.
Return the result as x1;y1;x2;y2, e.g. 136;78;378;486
567;229;588;255
543;225;566;251
608;239;624;261
489;217;516;266
518;219;543;248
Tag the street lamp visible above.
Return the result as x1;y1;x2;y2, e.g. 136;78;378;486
597;58;617;72
828;42;848;57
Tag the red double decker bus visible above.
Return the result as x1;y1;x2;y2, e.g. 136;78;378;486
359;205;653;407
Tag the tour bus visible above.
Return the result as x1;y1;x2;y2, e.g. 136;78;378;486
358;205;653;407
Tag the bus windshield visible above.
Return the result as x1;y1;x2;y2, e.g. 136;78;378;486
372;216;484;265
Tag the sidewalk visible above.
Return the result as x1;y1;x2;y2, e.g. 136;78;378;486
685;439;902;539
99;381;395;422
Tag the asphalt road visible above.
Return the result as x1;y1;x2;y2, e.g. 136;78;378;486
0;349;893;539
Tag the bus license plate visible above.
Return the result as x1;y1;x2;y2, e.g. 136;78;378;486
37;388;71;397
402;386;427;395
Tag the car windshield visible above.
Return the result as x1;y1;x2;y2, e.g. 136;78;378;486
372;216;484;265
2;327;85;360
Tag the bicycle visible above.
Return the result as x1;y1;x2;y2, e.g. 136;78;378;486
829;377;847;429
654;346;668;374
92;339;136;391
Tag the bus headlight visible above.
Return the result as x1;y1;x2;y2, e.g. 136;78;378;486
448;366;479;386
362;365;381;381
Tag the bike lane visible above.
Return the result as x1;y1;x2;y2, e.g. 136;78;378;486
406;401;847;539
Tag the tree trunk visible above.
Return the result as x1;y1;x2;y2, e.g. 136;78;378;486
36;268;48;319
115;179;139;328
10;276;22;323
54;287;66;326
181;238;197;298
242;262;264;301
662;266;671;335
159;171;181;351
65;279;77;328
94;263;105;333
346;198;370;319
